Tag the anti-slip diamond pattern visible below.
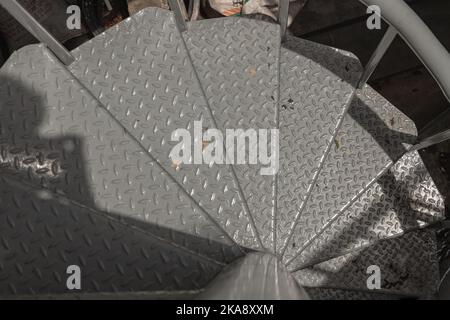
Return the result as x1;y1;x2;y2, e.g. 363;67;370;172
293;229;440;297
69;9;260;250
0;44;242;275
282;84;419;263
287;150;445;271
0;7;445;299
276;36;362;253
184;17;280;251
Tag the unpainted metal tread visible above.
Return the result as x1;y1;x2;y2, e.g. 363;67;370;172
276;35;362;253
184;17;280;251
283;84;418;262
293;229;439;297
0;290;201;300
0;44;243;270
304;287;406;300
69;8;260;250
0;176;222;295
287;150;445;270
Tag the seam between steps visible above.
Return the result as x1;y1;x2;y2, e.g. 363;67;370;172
279;88;359;259
273;27;282;254
1;175;227;268
61;36;251;254
178;19;265;251
285;156;396;267
289;222;442;272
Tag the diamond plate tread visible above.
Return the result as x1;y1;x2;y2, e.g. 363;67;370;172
283;84;418;261
1;290;201;300
0;44;243;265
69;8;260;249
293;229;440;297
276;35;362;253
184;18;280;250
304;287;405;300
287;150;445;270
0;176;222;295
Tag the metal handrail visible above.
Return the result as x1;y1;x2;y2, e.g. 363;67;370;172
356;0;450;150
1;0;449;149
359;0;450;102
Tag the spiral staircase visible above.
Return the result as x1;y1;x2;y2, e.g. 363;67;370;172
0;0;449;299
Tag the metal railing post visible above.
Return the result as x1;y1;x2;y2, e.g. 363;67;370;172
410;129;450;151
358;25;397;88
0;0;75;65
279;0;290;41
167;0;188;31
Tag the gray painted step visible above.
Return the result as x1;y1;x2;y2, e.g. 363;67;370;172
0;7;444;299
304;287;408;300
293;229;440;297
1;290;201;300
69;8;261;250
287;150;445;271
282;84;420;262
0;176;222;295
276;35;362;254
0;44;239;295
184;17;280;251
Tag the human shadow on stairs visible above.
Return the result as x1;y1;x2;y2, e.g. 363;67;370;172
0;74;242;297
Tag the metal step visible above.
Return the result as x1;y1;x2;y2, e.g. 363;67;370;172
0;43;241;295
0;6;445;299
276;35;362;254
184;17;280;251
293;229;440;297
287;150;445;271
0;176;222;295
69;8;261;250
304;287;408;300
282;84;420;262
197;253;309;300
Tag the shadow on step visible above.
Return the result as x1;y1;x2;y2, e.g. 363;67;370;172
0;75;243;297
347;96;417;161
282;36;362;86
289;96;441;297
290;161;441;296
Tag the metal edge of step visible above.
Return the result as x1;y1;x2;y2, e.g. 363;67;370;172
303;286;417;300
286;149;446;271
68;7;264;251
291;229;440;298
0;43;243;283
276;35;363;256
281;83;419;263
0;290;202;300
0;174;225;295
182;16;282;252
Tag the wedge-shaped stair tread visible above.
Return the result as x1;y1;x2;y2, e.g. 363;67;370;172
276;35;362;253
293;229;439;297
0;177;221;295
184;17;280;250
0;44;243;265
287;150;445;270
69;8;260;249
283;84;418;260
